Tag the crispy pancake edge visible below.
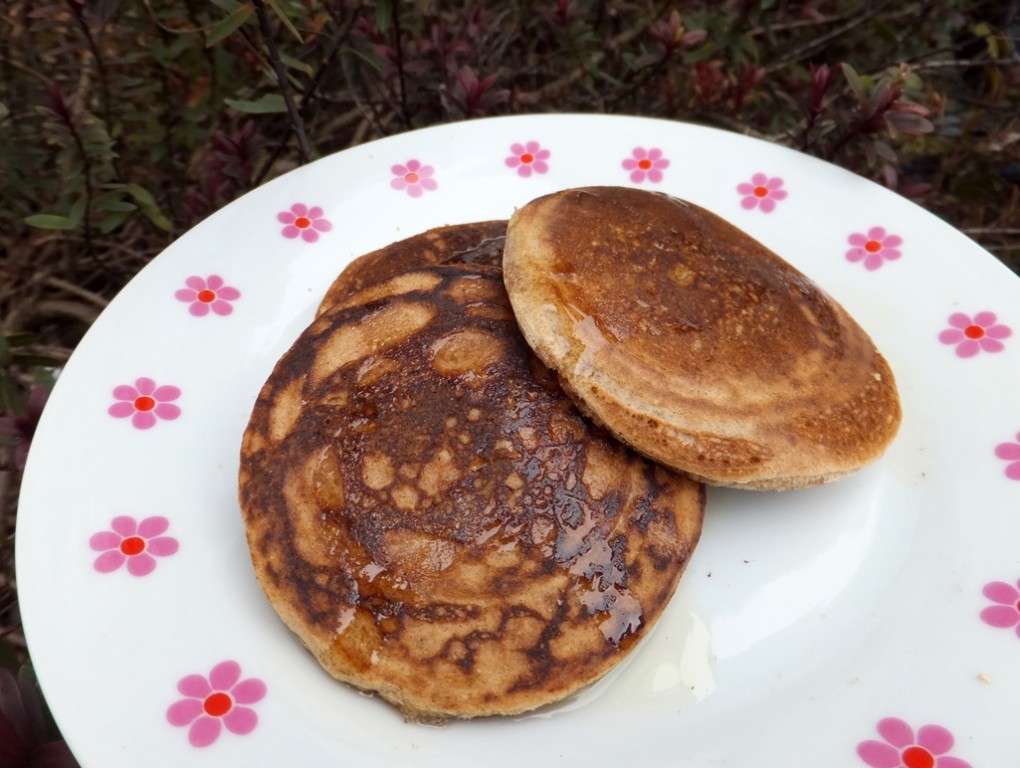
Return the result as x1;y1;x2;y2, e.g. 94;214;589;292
316;220;507;317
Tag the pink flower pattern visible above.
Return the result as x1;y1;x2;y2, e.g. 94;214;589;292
621;147;669;183
846;227;903;270
108;377;181;430
277;203;332;242
89;516;179;576
938;311;1012;357
174;275;240;316
167;661;267;748
737;173;788;212
857;718;972;768
506;141;550;177
390;159;437;197
980;579;1020;636
995;433;1020;480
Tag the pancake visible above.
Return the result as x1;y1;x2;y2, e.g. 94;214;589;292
502;186;901;491
239;265;704;719
316;220;506;316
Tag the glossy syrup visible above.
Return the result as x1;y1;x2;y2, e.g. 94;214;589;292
516;596;716;721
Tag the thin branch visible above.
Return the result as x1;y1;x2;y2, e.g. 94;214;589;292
56;98;108;276
0;52;55;87
253;7;364;186
251;0;313;163
42;276;110;309
390;1;412;129
764;0;900;74
64;0;114;134
911;58;1010;71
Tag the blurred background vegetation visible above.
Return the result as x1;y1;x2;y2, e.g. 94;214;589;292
1;0;1018;761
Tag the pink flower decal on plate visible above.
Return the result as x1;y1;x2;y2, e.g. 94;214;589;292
390;159;437;197
277;203;332;242
167;660;267;748
174;275;241;316
737;173;788;212
980;579;1020;636
622;147;669;183
108;377;181;430
89;515;179;576
506;141;550;177
938;311;1011;357
995;433;1020;480
846;227;903;270
857;717;972;768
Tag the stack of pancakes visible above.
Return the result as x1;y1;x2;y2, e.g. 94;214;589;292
239;187;900;720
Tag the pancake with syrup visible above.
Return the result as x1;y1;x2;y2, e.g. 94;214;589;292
502;186;902;490
239;265;704;719
315;220;506;316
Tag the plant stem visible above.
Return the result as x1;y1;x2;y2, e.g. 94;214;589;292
391;1;411;129
252;0;313;164
57;97;110;276
253;6;363;185
64;0;114;136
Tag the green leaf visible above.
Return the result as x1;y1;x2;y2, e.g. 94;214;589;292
33;368;58;389
124;183;157;208
24;213;76;231
68;196;87;226
840;62;867;105
683;41;716;64
3;334;38;348
209;0;243;12
124;184;172;232
225;93;287;113
206;3;254;47
102;200;138;213
374;0;393;31
266;0;303;43
141;208;173;233
99;211;131;234
280;53;313;76
0;376;25;415
872;18;897;45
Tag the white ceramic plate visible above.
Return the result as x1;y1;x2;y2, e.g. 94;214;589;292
17;115;1020;767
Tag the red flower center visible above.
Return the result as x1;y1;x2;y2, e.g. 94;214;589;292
964;324;986;340
753;185;769;198
120;536;146;556
901;745;935;768
404;172;420;184
133;395;156;412
638;158;652;170
520;152;534;164
294;216;311;229
197;289;216;303
203;692;233;718
864;240;883;253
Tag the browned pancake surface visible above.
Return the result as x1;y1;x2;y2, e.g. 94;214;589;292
316;220;506;316
240;266;703;718
502;186;901;490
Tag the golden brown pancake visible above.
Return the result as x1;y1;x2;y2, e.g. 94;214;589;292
239;265;704;719
502;186;901;491
316;220;506;316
